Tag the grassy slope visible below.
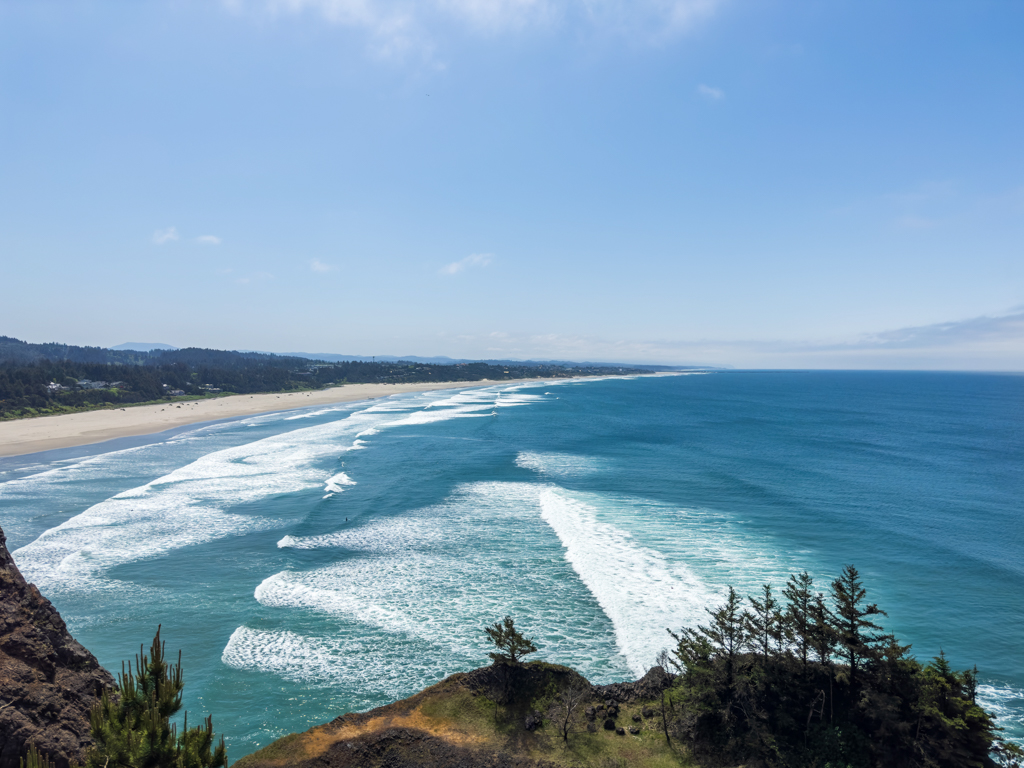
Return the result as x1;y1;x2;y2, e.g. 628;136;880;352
234;663;694;768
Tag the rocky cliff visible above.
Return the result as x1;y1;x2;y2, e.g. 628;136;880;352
0;526;113;768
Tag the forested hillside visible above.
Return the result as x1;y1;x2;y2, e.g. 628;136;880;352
0;336;642;419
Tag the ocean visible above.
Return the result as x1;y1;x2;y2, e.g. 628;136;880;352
0;371;1021;756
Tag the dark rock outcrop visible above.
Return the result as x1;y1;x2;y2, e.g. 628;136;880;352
0;526;113;768
523;711;542;731
594;665;674;703
318;727;560;768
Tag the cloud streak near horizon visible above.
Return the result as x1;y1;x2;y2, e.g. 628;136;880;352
452;309;1024;370
853;311;1024;349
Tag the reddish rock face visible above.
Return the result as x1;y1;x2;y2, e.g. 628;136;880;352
0;526;114;768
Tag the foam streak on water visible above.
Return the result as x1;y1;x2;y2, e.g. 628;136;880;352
232;482;630;689
11;386;538;595
537;488;719;676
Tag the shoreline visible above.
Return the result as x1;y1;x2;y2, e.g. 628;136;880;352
0;378;557;459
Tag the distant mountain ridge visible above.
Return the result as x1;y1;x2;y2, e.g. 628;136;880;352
0;336;702;370
278;352;700;371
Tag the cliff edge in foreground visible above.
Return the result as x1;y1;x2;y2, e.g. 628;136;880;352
235;663;682;768
0;526;113;768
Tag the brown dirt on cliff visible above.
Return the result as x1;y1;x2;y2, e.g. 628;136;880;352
235;664;686;768
0;526;114;768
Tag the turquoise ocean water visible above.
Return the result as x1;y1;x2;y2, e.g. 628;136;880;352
0;371;1021;756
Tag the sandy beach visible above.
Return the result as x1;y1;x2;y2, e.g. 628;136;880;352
0;379;552;458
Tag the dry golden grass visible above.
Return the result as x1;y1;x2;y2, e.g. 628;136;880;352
234;670;693;768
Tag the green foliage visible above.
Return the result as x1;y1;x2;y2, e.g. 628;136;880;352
666;567;1002;768
86;626;227;768
783;571;815;668
483;615;538;665
19;746;58;768
830;565;886;687
745;583;783;660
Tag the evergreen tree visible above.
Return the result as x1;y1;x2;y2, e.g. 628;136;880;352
808;592;837;667
86;627;227;768
830;565;886;688
664;566;1004;768
913;652;999;768
782;571;815;669
703;586;747;671
483;616;537;665
745;583;782;661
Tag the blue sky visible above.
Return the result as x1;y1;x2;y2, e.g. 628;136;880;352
1;0;1022;369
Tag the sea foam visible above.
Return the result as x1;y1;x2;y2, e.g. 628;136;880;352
232;481;629;687
11;385;550;597
537;487;721;676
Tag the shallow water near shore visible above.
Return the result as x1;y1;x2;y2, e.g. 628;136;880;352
1;371;1021;755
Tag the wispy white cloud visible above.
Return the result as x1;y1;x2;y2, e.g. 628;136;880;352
310;258;335;273
152;227;179;245
853;310;1024;351
438;309;1024;370
225;0;723;60
441;252;493;275
697;83;724;100
196;235;223;245
437;0;555;32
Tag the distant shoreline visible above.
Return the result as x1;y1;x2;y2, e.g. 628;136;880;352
0;378;560;459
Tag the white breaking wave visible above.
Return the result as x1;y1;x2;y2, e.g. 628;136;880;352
284;406;352;421
0;444;152;496
324;471;357;495
234;481;630;686
10;385;549;597
537;487;721;676
278;519;444;551
978;682;1024;745
221;626;458;702
515;451;606;478
254;553;485;656
247;477;805;686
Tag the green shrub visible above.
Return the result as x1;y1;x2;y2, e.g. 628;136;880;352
86;626;227;768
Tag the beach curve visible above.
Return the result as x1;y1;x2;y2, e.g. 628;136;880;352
0;379;554;458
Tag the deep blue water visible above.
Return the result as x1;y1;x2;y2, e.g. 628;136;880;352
0;371;1021;756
